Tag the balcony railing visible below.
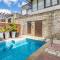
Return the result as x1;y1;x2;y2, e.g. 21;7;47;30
21;0;60;16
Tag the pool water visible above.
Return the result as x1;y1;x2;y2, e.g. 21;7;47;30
0;38;46;60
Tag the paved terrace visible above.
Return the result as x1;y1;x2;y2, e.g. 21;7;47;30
27;38;60;60
33;52;60;60
28;48;60;60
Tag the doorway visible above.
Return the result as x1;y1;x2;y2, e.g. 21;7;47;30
27;21;31;34
35;20;42;37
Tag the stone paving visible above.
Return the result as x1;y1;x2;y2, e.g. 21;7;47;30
34;52;60;60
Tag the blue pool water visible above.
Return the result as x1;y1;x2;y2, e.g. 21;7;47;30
0;38;46;60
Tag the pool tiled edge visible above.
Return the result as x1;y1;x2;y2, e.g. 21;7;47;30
27;42;49;60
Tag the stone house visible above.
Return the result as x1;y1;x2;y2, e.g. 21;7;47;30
19;0;60;39
0;13;20;33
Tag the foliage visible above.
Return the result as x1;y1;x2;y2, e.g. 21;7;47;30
9;23;17;32
0;23;17;32
0;28;5;32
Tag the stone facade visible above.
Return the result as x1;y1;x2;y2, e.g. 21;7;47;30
20;9;60;39
0;13;21;33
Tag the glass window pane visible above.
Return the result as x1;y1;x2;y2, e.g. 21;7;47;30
1;19;5;22
8;18;11;23
59;0;60;4
22;9;27;15
52;0;57;5
28;9;32;14
46;0;51;7
32;0;37;11
38;0;44;10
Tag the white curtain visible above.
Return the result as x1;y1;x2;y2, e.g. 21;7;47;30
38;0;44;10
28;9;32;14
46;0;51;7
52;0;57;5
32;0;37;11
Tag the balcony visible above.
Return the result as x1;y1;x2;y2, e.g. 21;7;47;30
28;5;60;15
22;0;60;15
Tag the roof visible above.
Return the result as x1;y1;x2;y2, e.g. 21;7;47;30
0;13;13;19
22;2;32;9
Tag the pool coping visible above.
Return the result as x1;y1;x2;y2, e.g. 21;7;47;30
0;35;49;60
27;41;49;60
0;35;48;42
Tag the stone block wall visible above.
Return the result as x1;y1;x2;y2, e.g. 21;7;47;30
52;10;60;39
42;10;60;39
20;10;60;39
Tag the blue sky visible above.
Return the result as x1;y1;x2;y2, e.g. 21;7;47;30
0;0;27;14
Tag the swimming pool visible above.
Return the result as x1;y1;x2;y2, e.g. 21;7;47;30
0;38;46;60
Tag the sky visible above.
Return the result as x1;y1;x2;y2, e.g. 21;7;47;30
0;0;27;14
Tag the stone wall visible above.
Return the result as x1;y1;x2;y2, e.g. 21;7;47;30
52;10;60;34
20;10;60;39
42;10;60;39
52;10;60;39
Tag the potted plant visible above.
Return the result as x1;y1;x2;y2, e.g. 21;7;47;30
9;23;17;38
0;28;4;39
4;25;10;39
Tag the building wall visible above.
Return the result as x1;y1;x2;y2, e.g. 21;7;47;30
20;9;60;39
0;14;21;33
26;0;60;15
20;0;60;38
52;10;60;33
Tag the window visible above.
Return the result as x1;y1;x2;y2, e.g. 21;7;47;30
27;21;31;34
8;18;11;23
52;0;57;5
32;0;37;11
1;19;5;22
28;9;32;14
22;9;27;15
45;0;51;7
38;0;44;10
58;0;60;4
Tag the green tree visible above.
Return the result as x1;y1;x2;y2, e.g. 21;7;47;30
9;23;17;32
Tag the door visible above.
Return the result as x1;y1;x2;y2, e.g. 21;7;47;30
27;21;31;34
35;20;42;37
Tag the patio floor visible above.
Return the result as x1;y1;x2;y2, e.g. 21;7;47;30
32;52;60;60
